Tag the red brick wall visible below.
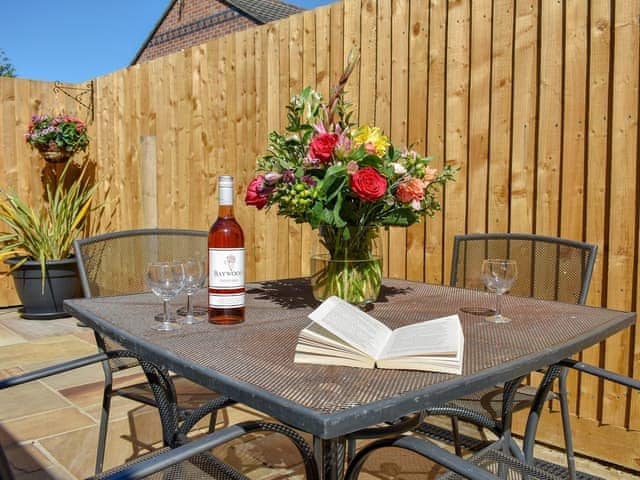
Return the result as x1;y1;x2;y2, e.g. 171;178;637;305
134;0;260;64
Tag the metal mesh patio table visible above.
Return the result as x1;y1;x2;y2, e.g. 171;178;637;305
64;277;635;479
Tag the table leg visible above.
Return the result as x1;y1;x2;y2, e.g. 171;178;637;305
314;437;346;480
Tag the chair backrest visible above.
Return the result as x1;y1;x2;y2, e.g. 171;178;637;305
450;233;597;305
74;228;208;298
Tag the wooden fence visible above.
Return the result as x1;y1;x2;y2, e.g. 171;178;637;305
0;0;638;471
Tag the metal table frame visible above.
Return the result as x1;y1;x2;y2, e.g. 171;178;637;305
64;278;635;479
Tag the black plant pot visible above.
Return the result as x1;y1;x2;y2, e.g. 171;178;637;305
5;257;81;320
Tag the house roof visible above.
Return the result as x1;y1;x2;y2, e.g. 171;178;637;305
226;0;302;23
131;0;304;65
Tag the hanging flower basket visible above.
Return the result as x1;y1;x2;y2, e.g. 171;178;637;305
25;114;89;162
36;144;72;163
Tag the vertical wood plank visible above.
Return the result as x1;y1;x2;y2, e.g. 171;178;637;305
189;45;208;232
388;0;409;280
300;10;318;277
535;0;563;236
343;0;362;119
443;0;470;282
359;0;378;125
277;19;292;280
424;0;446;284
466;1;492;236
487;0;514;234
253;26;269;282
580;0;611;422
560;0;588;417
406;0;430;282
375;0;392;277
509;0;537;233
288;14;304;278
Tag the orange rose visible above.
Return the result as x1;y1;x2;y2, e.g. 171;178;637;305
396;178;425;203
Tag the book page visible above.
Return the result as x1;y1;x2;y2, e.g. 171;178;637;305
378;315;462;360
307;296;392;359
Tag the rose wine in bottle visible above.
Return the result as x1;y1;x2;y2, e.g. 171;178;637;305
208;175;245;324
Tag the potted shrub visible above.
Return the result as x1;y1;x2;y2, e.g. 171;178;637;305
0;161;100;319
25;114;89;163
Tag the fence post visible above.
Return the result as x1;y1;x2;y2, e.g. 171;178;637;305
140;135;158;228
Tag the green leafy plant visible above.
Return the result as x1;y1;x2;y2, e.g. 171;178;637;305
0;48;16;77
25;114;89;155
0;162;99;289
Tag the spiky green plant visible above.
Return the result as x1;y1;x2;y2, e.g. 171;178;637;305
0;161;99;290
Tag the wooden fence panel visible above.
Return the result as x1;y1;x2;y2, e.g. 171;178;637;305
0;0;638;471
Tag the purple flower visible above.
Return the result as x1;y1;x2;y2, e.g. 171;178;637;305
302;175;317;187
281;169;295;184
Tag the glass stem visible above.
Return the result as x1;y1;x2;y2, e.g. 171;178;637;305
186;294;193;317
163;299;170;323
495;292;502;317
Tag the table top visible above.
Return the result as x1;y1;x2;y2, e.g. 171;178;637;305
64;278;635;439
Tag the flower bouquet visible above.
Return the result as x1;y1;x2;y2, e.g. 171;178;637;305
25;114;89;161
245;52;456;305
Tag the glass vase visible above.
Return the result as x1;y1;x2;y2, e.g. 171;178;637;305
310;226;382;307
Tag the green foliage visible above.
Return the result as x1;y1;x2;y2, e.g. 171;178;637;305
0;49;16;78
0;162;100;288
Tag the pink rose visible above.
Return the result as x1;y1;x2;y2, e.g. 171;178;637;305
396;177;425;203
245;175;269;209
350;167;387;202
308;133;339;164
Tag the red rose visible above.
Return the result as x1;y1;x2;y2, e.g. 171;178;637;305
350;167;387;202
245;175;269;209
308;133;339;164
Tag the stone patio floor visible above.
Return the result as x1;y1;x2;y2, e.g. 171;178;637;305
0;306;637;479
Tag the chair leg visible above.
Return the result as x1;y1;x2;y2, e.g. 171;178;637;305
207;410;218;432
450;416;463;456
558;366;577;480
95;360;114;474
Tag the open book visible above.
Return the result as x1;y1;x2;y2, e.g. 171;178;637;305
294;296;464;374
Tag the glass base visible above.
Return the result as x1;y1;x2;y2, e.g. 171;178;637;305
460;306;496;316
177;306;208;316
153;321;181;331
179;315;204;325
485;314;511;323
154;313;177;322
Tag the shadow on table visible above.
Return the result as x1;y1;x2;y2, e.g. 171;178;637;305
248;278;412;310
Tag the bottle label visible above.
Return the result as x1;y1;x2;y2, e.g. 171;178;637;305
219;183;233;206
209;292;245;307
209;248;245;288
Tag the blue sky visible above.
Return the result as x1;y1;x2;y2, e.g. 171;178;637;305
1;0;335;84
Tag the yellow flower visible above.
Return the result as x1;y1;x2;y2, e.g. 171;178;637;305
352;125;390;157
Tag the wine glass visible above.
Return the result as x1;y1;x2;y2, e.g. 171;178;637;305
145;261;185;331
177;258;207;325
481;259;518;323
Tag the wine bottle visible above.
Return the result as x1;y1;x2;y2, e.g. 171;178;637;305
208;175;245;324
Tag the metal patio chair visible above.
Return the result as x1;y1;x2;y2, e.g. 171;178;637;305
416;233;598;476
0;351;319;480
344;359;640;480
74;228;235;474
